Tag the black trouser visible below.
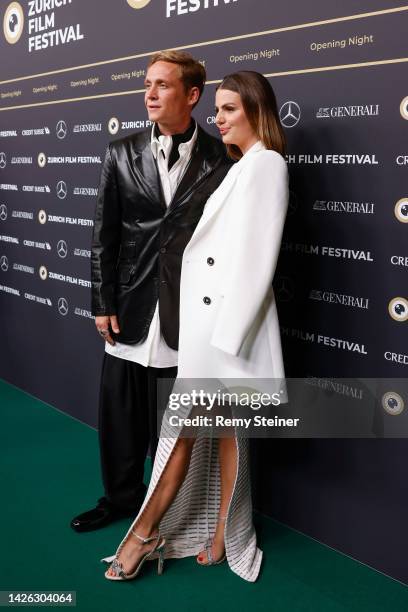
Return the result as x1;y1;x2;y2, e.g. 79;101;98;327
98;352;177;511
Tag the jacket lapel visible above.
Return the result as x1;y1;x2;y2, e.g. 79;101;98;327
166;126;217;215
132;138;166;212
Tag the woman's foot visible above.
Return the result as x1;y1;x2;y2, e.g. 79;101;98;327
197;516;226;565
105;527;160;578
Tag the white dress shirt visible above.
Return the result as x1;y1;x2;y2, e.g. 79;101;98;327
105;121;198;367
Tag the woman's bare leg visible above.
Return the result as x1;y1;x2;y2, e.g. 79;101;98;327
106;436;195;576
197;435;237;564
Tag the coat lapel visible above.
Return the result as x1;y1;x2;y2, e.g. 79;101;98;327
185;142;264;249
185;162;239;249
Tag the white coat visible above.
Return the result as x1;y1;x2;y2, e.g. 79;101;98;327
177;140;289;387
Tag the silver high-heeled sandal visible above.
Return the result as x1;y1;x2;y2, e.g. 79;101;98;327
105;530;166;581
197;515;227;566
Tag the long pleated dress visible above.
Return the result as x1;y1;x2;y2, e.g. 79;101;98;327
102;426;262;581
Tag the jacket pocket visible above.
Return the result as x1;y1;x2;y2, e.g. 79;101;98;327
116;240;139;284
118;241;138;260
117;263;133;284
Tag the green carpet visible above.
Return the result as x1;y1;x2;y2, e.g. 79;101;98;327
0;378;406;611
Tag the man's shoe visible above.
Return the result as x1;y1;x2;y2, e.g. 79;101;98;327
70;497;143;533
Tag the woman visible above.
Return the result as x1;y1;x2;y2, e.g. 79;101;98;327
103;71;288;583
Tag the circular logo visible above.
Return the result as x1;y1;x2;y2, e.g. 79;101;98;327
274;276;295;302
56;120;68;139
394;198;408;223
38;152;46;167
126;0;152;9
58;297;69;316
57;239;68;258
0;255;9;272
382;392;405;416
279;101;301;128
388;297;408;322
400;97;408;120
56;180;67;200
108;117;120;135
0;204;7;221
0;152;7;169
38;209;47;224
39;265;48;280
3;2;24;45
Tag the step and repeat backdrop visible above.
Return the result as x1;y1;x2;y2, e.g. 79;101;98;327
0;0;407;583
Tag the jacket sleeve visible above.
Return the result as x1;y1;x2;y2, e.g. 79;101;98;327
210;150;288;356
91;144;121;316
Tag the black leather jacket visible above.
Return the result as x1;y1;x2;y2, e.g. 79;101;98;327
91;124;231;349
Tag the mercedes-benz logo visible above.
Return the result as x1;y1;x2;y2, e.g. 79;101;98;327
279;101;301;128
274;276;295;302
0;255;8;272
57;239;68;258
56;120;68;139
56;180;68;199
58;297;69;316
0;152;6;169
0;204;7;221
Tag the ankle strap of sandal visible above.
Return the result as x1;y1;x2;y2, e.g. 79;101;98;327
130;529;159;543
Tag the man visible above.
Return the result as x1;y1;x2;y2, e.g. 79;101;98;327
71;50;231;532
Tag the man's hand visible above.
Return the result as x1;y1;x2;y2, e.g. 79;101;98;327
95;315;120;346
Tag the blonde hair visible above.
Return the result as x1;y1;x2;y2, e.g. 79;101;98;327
148;50;206;104
217;71;286;160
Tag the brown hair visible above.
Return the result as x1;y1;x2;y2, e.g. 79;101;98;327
216;71;286;160
148;50;206;104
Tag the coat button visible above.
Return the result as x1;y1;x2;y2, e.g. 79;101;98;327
203;296;211;305
160;247;167;254
207;257;214;266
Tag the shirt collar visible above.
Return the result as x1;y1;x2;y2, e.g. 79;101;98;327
150;120;198;161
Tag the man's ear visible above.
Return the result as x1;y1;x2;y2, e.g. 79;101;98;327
188;86;200;107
